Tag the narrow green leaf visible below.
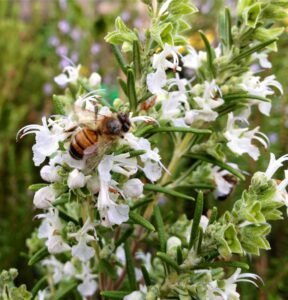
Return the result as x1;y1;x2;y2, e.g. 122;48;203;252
53;95;65;115
231;39;277;63
28;183;48;191
54;281;78;300
223;93;271;102
56;206;79;224
153;205;166;252
186;154;245;181
129;211;155;231
128;150;146;157
53;193;70;206
144;184;194;201
127;68;138;112
219;8;233;51
117;77;128;96
156;252;180;271
101;291;130;299
133;40;142;78
189;191;204;249
197;227;203;254
141;265;151;286
131;197;153;210
111;44;127;74
208;207;218;225
28;247;49;266
31;276;47;299
115;227;134;248
124;241;138;291
146;126;212;135
196;261;249;270
177;246;183;265
199;30;216;78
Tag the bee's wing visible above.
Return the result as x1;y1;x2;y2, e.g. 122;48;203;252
84;139;115;171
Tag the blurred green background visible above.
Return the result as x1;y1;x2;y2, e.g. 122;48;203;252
0;1;287;299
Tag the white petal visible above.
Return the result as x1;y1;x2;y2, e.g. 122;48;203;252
54;73;69;86
77;279;97;297
71;237;95;262
143;160;162;182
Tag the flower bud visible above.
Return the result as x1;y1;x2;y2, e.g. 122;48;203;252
167;236;182;252
40;165;61;182
67;169;86;189
123;179;144;198
89;72;101;87
33;186;56;209
86;175;100;194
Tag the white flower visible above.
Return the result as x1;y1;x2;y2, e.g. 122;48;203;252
265;153;288;179
37;208;71;254
89;72;101;86
123;178;144;198
182;46;206;69
167;236;182;252
42;256;75;284
86;174;100;194
17;117;65;166
211;166;235;198
241;72;283;116
147;44;180;95
67;169;86;189
185;80;224;125
33;186;56;209
40;165;61;183
76;263;97;297
252;52;272;69
224;113;269;160
97;180;129;227
124;291;144;300
54;64;80;86
69;219;96;262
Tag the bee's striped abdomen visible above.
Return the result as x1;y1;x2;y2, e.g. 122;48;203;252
69;127;98;160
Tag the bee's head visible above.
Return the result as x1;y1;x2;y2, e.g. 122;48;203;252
117;112;131;133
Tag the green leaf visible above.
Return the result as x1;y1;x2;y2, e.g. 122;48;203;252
117;77;128;97
208;207;218;224
53;193;70;206
153;205;166;252
101;291;130;299
186;154;245;181
127;68;138;112
133;40;142;78
243;3;261;28
53;95;66;115
144;184;194;201
115;227;134;248
219;8;233;51
196;261;249;270
54;281;78;300
112;45;127;74
28;247;49;266
128;150;147;157
124;241;138;291
231;39;277;63
223;93;271;103
129;211;155;231
156;252;180;271
177;246;183;265
189;192;204;249
169;0;198;15
31;276;47;299
199;30;216;78
28;183;48;191
141;265;151;286
145;126;212;135
131;197;153;210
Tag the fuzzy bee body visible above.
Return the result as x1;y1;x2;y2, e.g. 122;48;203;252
69;113;131;160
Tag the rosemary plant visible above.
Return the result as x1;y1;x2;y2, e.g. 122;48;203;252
3;0;288;299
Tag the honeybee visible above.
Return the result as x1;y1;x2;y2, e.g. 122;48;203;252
69;108;131;161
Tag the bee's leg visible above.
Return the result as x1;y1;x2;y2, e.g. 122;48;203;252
94;105;98;120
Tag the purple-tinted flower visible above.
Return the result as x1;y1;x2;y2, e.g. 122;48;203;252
121;11;131;22
71;51;79;63
133;18;143;28
90;63;99;71
59;0;67;10
90;43;101;55
103;75;112;84
58;20;70;34
43;83;53;95
56;45;68;56
48;36;60;47
59;58;70;69
268;133;278;143
250;63;261;73
71;28;82;41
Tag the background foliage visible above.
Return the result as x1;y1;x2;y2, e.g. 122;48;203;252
0;0;287;299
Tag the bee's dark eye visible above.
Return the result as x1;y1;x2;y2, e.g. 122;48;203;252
122;123;130;132
107;119;121;134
